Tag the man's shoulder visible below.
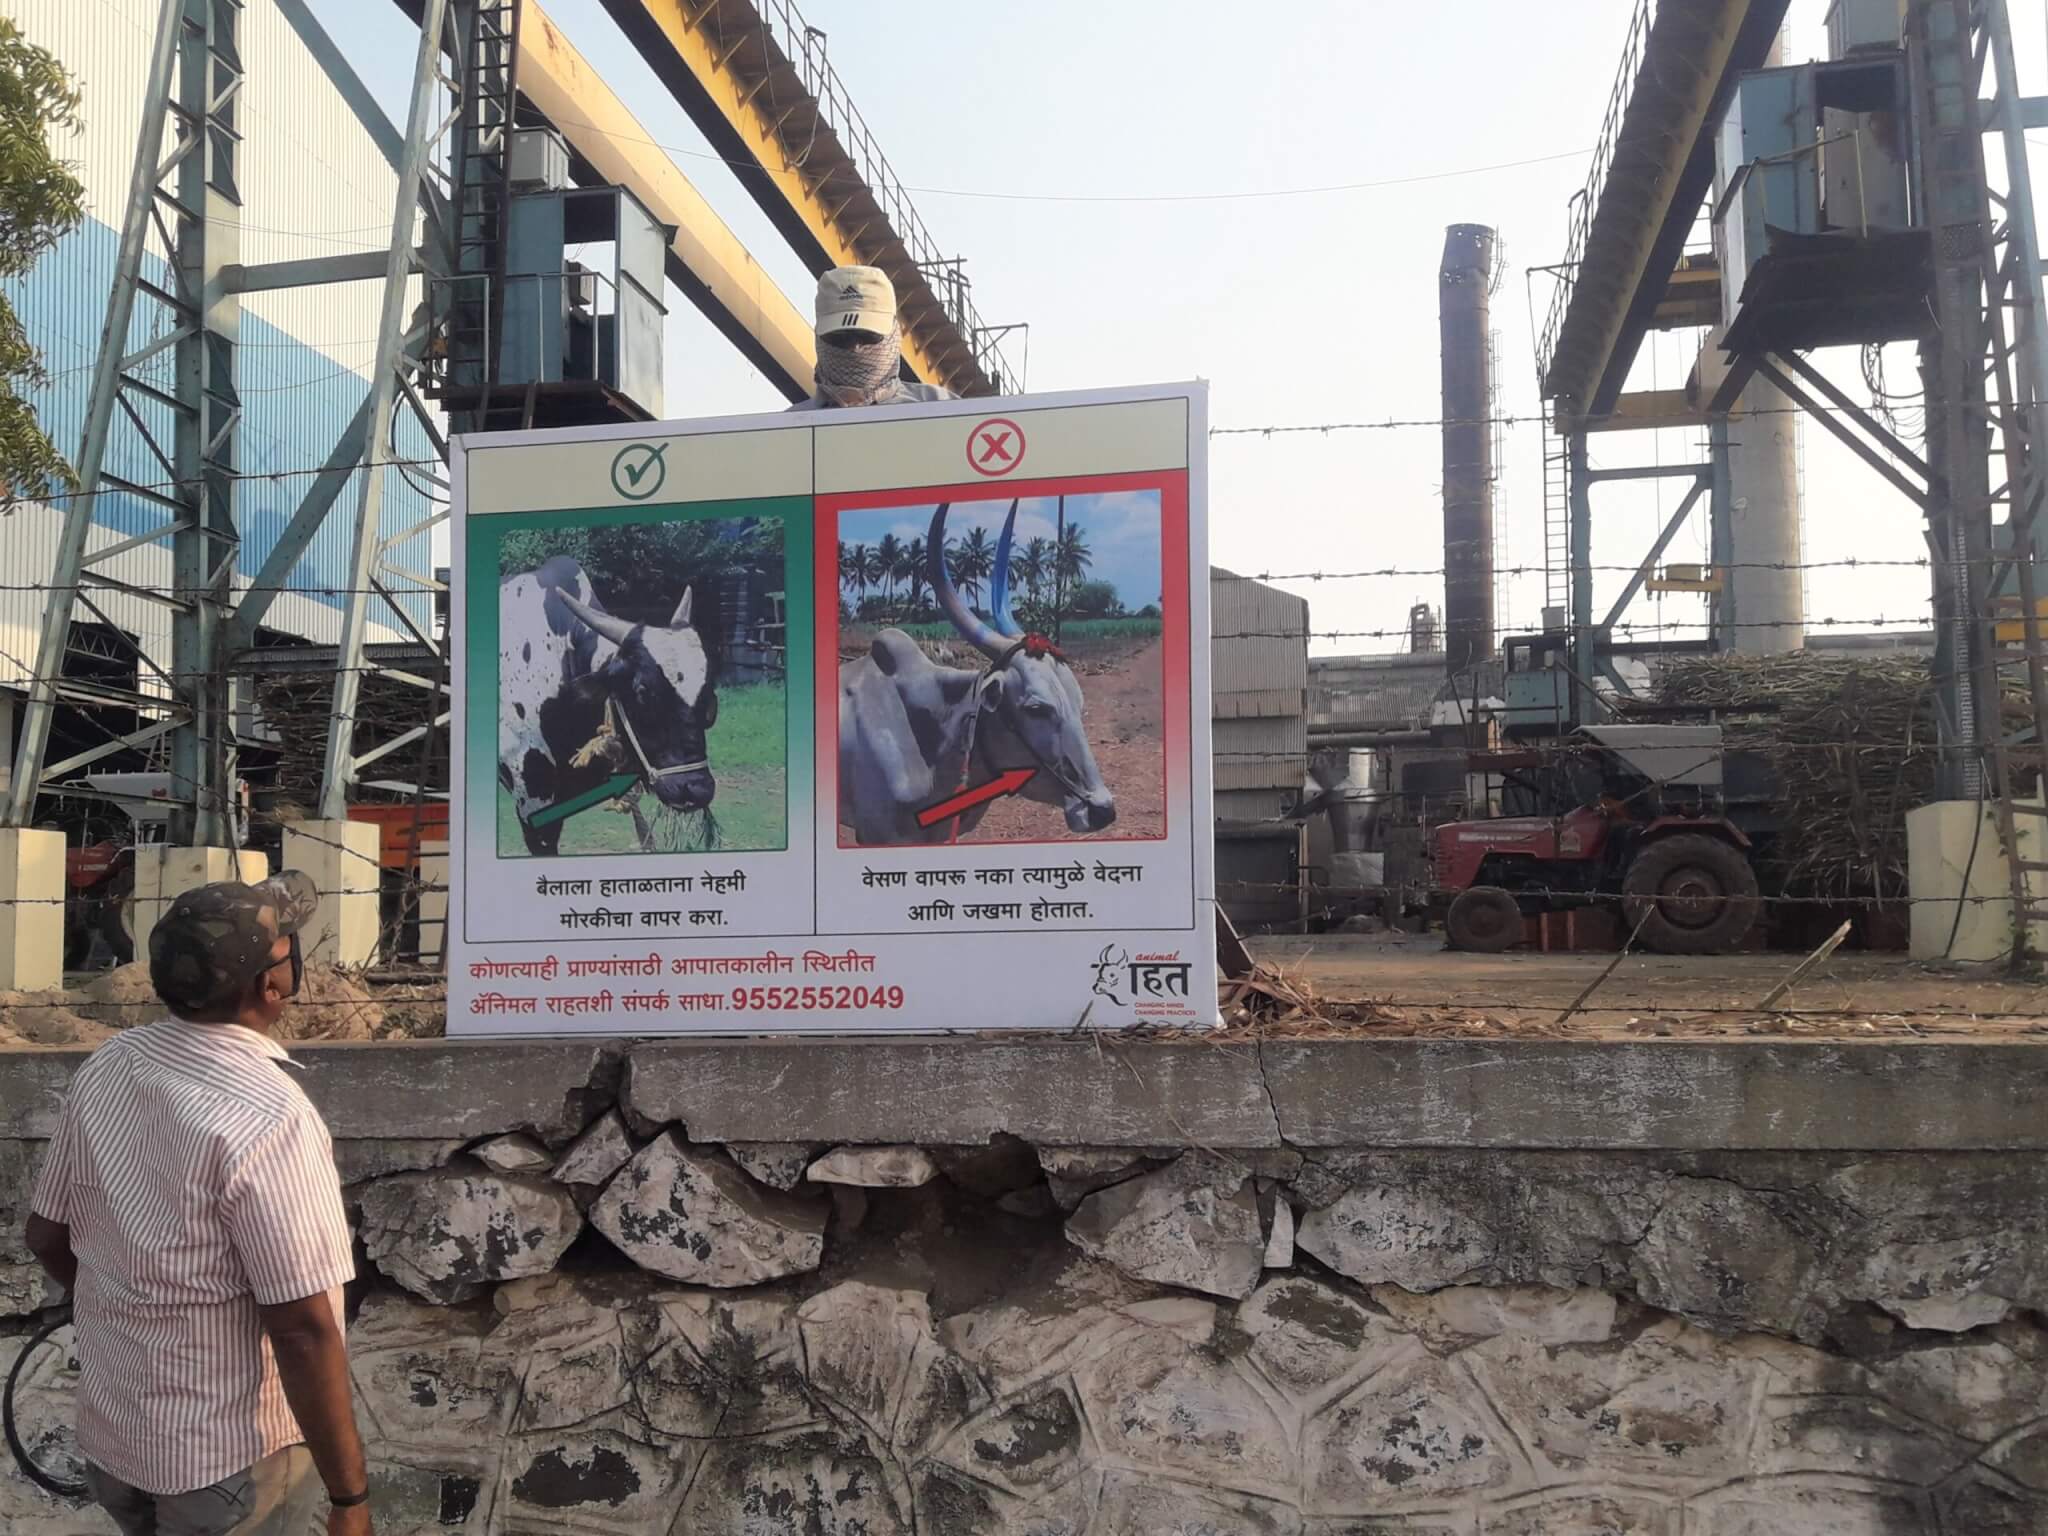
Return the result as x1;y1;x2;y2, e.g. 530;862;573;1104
76;1022;311;1125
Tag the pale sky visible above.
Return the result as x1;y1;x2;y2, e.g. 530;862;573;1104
311;0;2048;657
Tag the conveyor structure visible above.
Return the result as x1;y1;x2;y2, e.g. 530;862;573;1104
595;0;1020;398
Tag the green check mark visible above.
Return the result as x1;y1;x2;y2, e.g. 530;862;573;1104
610;442;668;501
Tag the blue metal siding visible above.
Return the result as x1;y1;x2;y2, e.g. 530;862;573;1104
9;213;433;629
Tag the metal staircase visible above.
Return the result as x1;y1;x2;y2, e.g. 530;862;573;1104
438;0;523;427
1541;417;1572;621
1915;0;2048;964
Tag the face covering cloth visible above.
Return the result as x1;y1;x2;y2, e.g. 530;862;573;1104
815;325;902;406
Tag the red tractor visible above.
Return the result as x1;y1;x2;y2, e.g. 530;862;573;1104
1431;725;1777;955
64;840;136;969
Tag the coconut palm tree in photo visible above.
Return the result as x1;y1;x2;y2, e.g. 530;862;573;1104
874;533;903;605
950;524;995;606
1019;536;1051;604
902;535;930;613
844;541;871;602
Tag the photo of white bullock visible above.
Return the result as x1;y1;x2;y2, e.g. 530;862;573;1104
837;496;1166;846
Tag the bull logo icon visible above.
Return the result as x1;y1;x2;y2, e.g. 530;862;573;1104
1090;944;1130;1005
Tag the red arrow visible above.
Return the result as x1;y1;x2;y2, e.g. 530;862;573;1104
917;767;1037;829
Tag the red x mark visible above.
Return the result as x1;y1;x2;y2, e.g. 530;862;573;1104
966;416;1026;477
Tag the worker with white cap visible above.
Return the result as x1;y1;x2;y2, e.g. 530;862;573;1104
787;265;955;411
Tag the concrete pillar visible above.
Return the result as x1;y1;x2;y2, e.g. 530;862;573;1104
0;827;64;990
1907;798;2046;962
0;690;16;802
133;845;270;955
283;820;382;969
1696;330;1807;655
417;840;448;967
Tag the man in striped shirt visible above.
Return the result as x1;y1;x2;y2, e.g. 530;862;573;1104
24;871;372;1535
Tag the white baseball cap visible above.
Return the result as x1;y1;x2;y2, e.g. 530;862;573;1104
815;265;896;338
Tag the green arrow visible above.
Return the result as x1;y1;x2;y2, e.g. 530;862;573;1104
530;773;638;827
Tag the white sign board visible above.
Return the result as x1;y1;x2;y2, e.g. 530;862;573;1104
447;383;1215;1033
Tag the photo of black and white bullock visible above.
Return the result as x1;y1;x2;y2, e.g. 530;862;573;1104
839;501;1116;845
498;555;717;855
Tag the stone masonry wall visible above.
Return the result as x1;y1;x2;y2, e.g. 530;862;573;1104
4;1039;2048;1532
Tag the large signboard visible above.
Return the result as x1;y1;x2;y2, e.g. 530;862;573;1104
447;383;1215;1034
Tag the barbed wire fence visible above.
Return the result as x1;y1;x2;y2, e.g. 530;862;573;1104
0;402;2019;1015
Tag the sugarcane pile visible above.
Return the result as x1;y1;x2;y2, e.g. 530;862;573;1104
1650;652;1945;901
254;671;445;807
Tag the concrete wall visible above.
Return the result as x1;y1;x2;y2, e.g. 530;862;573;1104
6;1038;2048;1534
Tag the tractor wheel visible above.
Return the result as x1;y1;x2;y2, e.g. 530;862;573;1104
63;915;91;971
1622;835;1760;955
99;895;136;967
1446;886;1524;953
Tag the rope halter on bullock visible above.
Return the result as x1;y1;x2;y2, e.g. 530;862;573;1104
554;589;711;786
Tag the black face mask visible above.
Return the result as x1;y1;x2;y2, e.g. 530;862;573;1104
264;933;302;1002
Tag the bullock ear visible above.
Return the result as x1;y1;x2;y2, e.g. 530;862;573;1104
670;587;694;627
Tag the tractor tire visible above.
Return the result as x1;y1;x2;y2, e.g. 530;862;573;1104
1446;886;1524;953
63;916;91;971
100;896;136;967
1622;835;1760;955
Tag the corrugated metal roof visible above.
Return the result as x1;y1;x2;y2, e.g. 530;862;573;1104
1309;652;1446;732
1211;569;1307;711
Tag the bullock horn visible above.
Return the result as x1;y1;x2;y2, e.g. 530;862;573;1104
557;589;635;647
927;502;1007;660
669;586;694;628
989;499;1023;639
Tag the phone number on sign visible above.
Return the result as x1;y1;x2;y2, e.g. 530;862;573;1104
730;985;907;1012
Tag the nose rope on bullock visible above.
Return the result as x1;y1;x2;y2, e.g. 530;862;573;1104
611;702;709;782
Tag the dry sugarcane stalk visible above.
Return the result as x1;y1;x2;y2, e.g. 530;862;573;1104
1643;653;2024;905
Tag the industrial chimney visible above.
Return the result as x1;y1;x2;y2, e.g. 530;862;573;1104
1439;223;1498;675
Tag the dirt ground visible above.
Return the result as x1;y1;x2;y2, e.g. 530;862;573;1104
1238;930;2048;1041
0;962;393;1047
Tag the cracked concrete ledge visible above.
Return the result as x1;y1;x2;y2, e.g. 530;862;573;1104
4;1036;2046;1150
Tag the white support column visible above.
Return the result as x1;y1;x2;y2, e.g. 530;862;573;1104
132;845;271;953
1907;797;2048;962
416;838;449;968
283;820;383;968
0;828;65;990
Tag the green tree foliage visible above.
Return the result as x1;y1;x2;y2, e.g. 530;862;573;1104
0;17;84;505
498;518;783;622
873;533;902;600
843;542;871;599
901;535;929;609
948;524;994;604
1069;579;1123;617
1055;523;1093;588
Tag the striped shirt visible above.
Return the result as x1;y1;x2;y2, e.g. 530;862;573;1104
29;1019;355;1496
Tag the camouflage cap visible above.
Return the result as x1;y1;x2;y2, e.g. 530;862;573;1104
148;870;318;1015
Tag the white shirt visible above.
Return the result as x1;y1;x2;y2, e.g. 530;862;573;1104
30;1019;355;1495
